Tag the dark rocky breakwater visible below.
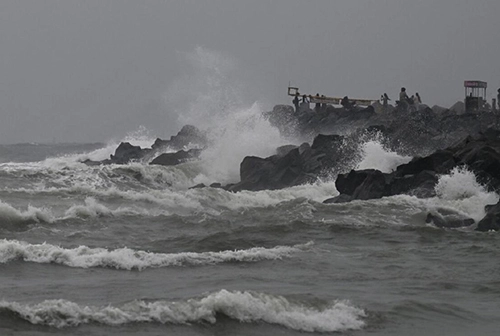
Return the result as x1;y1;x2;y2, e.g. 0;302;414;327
81;103;500;231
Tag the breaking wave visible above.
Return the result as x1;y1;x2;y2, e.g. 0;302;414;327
63;197;147;218
0;290;366;332
0;240;313;270
0;200;54;226
433;166;499;221
356;140;412;173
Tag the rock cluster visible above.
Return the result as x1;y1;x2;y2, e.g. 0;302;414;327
82;102;500;231
82;125;207;166
323;129;500;231
227;134;351;192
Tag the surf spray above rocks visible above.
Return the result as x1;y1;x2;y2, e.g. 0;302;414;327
75;98;500;231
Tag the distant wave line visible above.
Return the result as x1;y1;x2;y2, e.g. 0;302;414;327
0;239;314;270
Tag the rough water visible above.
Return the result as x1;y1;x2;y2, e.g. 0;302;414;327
1;115;500;336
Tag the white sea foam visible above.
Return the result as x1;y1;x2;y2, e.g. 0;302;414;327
197;102;287;182
364;167;499;223
0;290;365;332
435;166;488;200
63;197;145;219
0;200;54;225
432;166;499;221
4;174;338;216
0;240;313;270
164;47;291;183
0;126;159;174
356;140;412;173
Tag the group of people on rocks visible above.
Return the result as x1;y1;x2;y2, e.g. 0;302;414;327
387;87;422;112
292;92;357;113
380;88;422;112
292;93;311;113
293;92;329;113
292;87;500;114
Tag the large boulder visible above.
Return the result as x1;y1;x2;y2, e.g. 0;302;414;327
229;144;318;192
476;200;500;231
395;150;456;176
228;134;348;192
150;148;202;166
389;170;438;198
451;129;500;190
110;142;150;164
335;169;389;200
152;125;207;151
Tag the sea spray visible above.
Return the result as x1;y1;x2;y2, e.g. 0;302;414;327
0;239;314;270
198;102;288;182
356;140;411;173
0;290;366;332
433;166;499;221
164;47;291;183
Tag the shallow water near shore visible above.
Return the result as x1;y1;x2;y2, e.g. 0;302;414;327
1;137;500;336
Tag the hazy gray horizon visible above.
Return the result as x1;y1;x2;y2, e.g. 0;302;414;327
1;0;499;144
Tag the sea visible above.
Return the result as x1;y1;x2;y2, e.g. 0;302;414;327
1;109;500;336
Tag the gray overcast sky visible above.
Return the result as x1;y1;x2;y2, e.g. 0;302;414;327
1;0;499;144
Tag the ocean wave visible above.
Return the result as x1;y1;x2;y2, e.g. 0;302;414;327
0;200;54;227
63;197;149;219
0;240;313;270
0;290;366;332
3;179;337;215
0;198;150;230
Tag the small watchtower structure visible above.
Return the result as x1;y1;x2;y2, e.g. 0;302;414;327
464;80;487;112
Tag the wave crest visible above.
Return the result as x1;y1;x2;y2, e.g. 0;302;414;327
0;201;54;227
0;290;365;332
0;240;313;270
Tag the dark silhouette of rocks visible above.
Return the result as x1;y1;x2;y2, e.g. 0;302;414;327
82;125;206;166
265;103;499;157
316;127;500;231
323;168;438;204
151;125;207;151
476;201;500;231
150;148;202;166
327;128;500;202
111;142;151;164
82;142;151;165
227;134;354;192
79;101;500;231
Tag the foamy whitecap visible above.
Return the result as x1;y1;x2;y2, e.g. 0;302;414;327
358;167;499;224
432;166;499;221
63;197;145;219
0;200;54;225
0;290;366;332
0;239;313;270
4;177;338;216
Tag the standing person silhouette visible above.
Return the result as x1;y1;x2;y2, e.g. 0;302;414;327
381;93;390;112
292;93;300;113
399;87;409;111
314;93;321;112
415;93;422;104
497;89;500;111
